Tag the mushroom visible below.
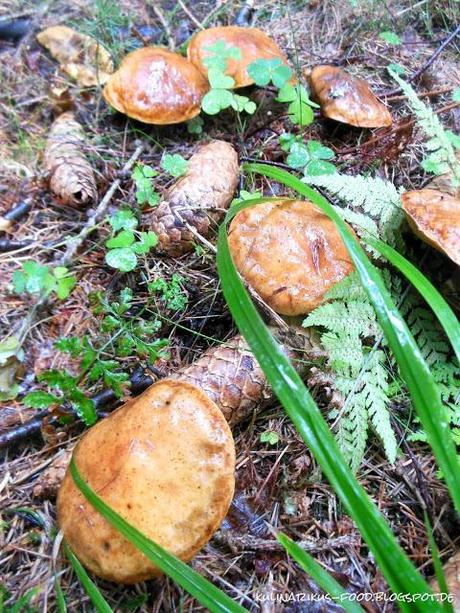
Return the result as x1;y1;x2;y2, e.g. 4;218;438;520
57;380;235;584
187;26;291;89
145;140;239;255
401;189;460;265
103;47;209;124
227;199;355;316
308;65;392;128
430;550;460;609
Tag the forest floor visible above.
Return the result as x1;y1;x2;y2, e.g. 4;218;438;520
0;0;459;611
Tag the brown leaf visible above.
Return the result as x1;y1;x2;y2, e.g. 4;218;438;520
37;25;114;87
44;112;97;206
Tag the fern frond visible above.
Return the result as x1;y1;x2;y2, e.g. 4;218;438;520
304;172;405;249
389;69;460;185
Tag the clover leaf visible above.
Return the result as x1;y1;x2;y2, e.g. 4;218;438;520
161;153;188;177
248;58;293;89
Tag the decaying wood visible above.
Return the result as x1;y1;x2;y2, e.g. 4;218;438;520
144;140;239;255
37;25;114;87
44;112;97;207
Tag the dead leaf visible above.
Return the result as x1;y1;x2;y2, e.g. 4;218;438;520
37;25;114;87
44;112;97;206
0;336;24;401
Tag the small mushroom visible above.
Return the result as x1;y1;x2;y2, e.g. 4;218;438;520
309;65;392;128
103;47;209;124
187;26;291;89
58;380;235;583
228;199;355;316
401;189;460;265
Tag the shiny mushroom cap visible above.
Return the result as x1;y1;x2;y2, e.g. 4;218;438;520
187;26;291;89
401;189;460;265
309;65;392;128
228;199;355;316
57;380;235;584
103;47;209;124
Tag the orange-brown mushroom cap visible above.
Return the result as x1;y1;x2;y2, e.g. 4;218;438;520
103;47;209;124
187;26;292;89
228;199;355;316
309;65;392;128
57;380;235;584
401;189;460;265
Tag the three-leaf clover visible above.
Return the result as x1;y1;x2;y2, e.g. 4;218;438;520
284;138;336;176
260;431;280;445
132;164;160;206
108;208;138;232
202;40;242;71
247;58;293;88
276;84;318;127
12;262;76;300
105;230;158;272
161;153;188;177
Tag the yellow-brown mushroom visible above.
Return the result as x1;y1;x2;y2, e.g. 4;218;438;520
103;47;209;124
57;380;235;584
401;189;460;265
228;198;355;316
309;65;392;128
430;550;460;610
187;26;291;89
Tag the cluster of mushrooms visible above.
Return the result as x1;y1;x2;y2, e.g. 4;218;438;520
47;25;460;586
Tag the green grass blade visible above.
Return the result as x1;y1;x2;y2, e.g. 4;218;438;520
54;576;67;613
70;458;248;613
277;533;365;612
216;200;441;611
65;544;112;613
423;513;454;613
242;162;460;514
363;235;460;363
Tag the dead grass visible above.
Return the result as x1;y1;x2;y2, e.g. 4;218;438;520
1;0;459;611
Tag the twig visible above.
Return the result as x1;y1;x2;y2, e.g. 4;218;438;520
0;199;32;232
382;24;460;97
0;367;154;450
234;0;256;26
55;145;143;267
150;2;175;50
176;0;205;30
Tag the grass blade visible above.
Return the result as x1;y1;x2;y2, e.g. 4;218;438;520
277;533;365;612
54;576;67;613
242;162;460;514
216;197;441;611
65;544;112;613
363;235;460;363
70;458;248;613
423;513;454;613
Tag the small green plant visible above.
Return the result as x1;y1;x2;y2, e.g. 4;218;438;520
248;58;318;126
78;0;129;64
186;116;204;135
389;68;460;182
200;41;256;116
105;210;158;272
379;31;401;45
12;262;76;300
281;135;336;175
132;164;160;207
24;369;97;426
161;153;188;177
149;274;188;311
260;430;280;445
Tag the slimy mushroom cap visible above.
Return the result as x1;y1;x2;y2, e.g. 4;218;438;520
309;65;392;128
103;47;209;124
57;380;235;584
401;189;460;265
228;198;355;316
187;26;291;89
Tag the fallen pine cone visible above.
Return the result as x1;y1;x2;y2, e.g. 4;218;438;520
44;112;97;207
144;140;239;256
